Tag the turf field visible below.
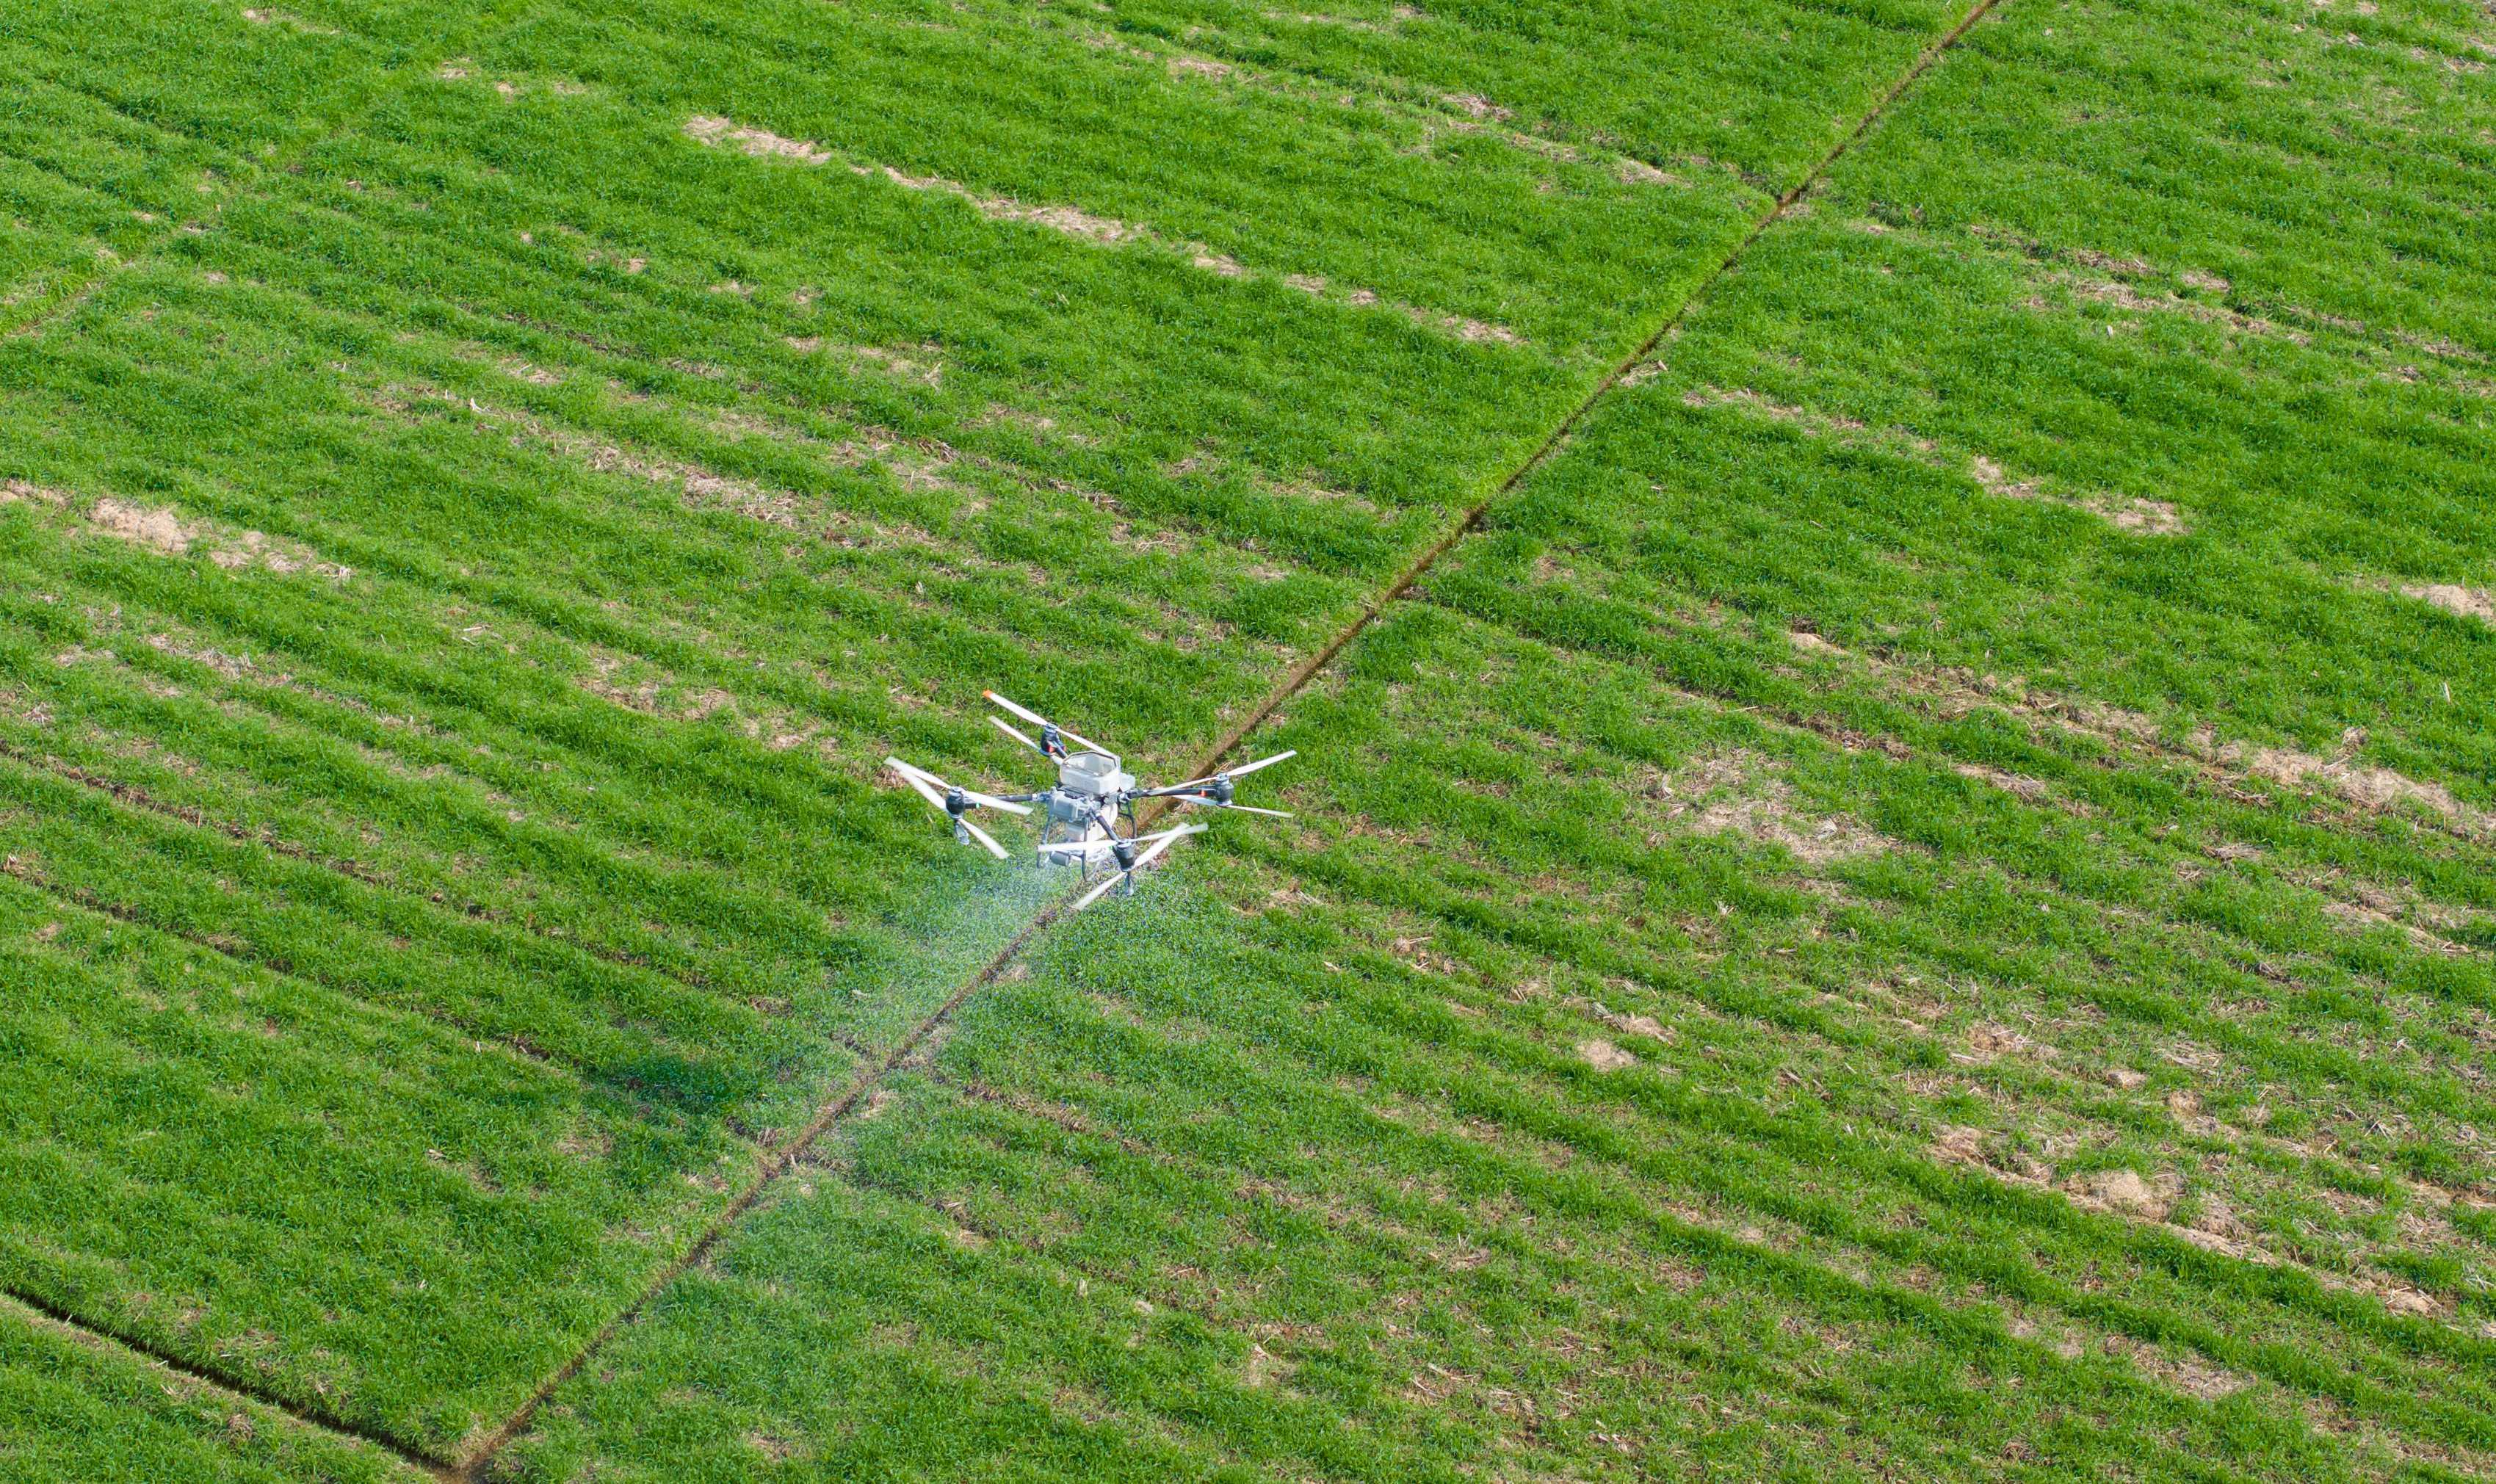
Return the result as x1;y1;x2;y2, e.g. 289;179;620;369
0;0;2489;1478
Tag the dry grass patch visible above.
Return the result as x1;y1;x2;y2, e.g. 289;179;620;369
781;336;944;387
1575;1037;1638;1071
574;645;835;756
239;6;339;35
14;485;358;580
434;58;590;98
684;116;1524;348
1681;386;2183;535
1657;749;1893;866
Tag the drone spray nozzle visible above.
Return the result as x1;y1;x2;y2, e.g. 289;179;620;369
1110;838;1139;871
944;786;972;819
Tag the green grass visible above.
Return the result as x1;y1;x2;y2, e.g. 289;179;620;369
2;0;2491;1474
0;1297;423;1483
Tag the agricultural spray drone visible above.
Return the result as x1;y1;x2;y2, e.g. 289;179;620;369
883;691;1295;911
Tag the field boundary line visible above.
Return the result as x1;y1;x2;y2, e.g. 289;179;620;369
1153;0;2005;803
0;1286;457;1480
446;3;2011;1474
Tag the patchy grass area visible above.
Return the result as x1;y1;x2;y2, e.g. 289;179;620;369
2;0;2490;1477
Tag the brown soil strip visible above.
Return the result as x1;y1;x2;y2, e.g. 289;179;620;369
1146;0;2009;806
0;1289;452;1480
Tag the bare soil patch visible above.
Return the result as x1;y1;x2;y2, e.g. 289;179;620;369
2401;582;2495;627
1660;750;1893;866
48;491;356;579
1576;1037;1637;1071
1969;454;2182;535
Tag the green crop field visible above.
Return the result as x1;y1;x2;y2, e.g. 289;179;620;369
1;0;2489;1477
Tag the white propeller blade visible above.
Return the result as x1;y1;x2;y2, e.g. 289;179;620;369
1159;750;1297;795
887;759;953;815
985;690;1111;759
958;815;1010;861
1068;824;1204;912
1070;870;1126;913
884;756;1031;814
1225;749;1297;779
1132;822;1201;864
1171;797;1292;818
990;716;1046;755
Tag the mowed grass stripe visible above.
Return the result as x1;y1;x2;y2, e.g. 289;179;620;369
0;567;898;987
510;937;2419;1482
0;522;936;932
0;576;872;1006
1151;0;2014;803
0;758;802;1109
1226;606;2493;1273
1391;573;2496;1002
435;879;1065;1482
880;1067;2417;1480
187;168;1574;575
460;0;1757;358
3;275;1370;778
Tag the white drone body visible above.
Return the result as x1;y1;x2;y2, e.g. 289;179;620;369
883;692;1295;911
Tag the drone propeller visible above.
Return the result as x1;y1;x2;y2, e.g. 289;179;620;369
955;814;1010;861
884;756;1031;861
1168;796;1292;818
1069;822;1204;912
985;690;1113;761
884;757;1032;815
1148;748;1308;808
989;716;1047;755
